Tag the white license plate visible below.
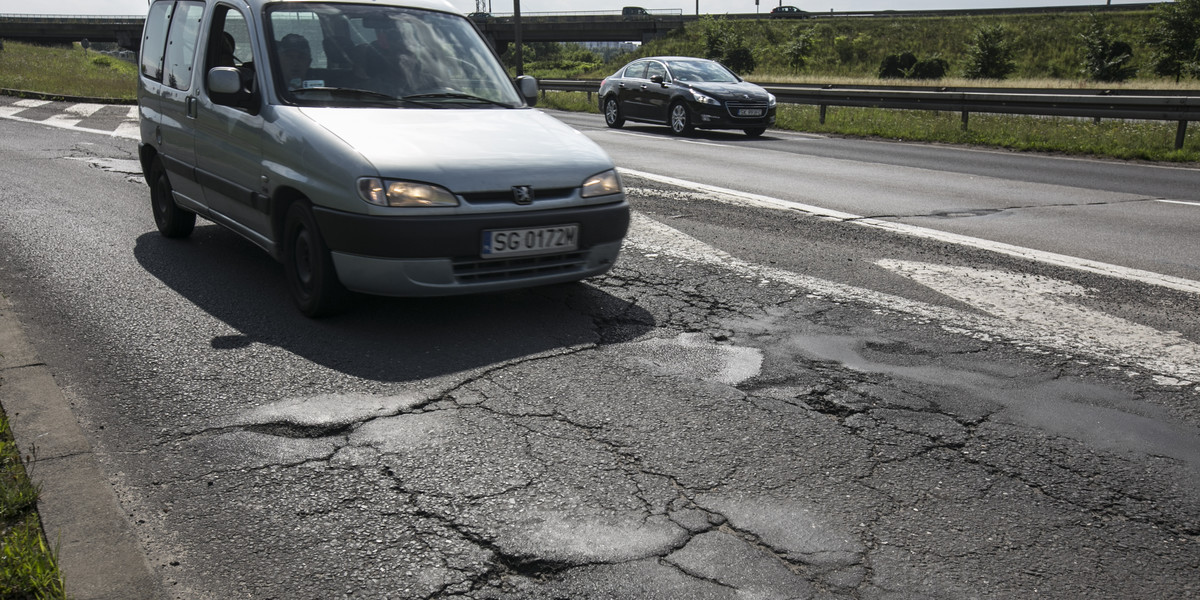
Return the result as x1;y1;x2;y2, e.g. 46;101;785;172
737;108;764;117
482;224;579;258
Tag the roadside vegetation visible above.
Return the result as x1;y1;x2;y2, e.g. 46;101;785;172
0;415;68;599
0;40;137;101
514;2;1200;162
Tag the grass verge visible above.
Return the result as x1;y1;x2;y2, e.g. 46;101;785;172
537;90;1200;163
0;414;67;599
0;41;137;101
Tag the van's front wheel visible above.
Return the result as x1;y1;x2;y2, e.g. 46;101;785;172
283;202;346;318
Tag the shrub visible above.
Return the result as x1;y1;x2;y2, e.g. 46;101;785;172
910;57;949;79
1081;16;1136;82
879;51;946;80
964;24;1016;79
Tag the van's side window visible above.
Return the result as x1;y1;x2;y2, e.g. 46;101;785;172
163;1;206;91
206;6;253;76
140;1;173;81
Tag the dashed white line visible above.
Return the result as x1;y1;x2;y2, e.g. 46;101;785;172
1156;199;1200;208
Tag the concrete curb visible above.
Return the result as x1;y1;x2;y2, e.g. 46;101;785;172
0;292;163;600
0;88;134;105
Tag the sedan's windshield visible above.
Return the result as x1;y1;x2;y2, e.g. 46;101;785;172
265;3;522;107
665;60;740;84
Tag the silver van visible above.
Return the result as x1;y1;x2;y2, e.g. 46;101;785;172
137;0;629;317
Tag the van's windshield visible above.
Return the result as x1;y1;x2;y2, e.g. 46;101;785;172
265;4;522;108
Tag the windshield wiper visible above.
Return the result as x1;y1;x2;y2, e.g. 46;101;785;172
291;87;406;105
400;92;514;108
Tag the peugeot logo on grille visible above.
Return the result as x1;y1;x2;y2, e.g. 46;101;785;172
512;185;534;205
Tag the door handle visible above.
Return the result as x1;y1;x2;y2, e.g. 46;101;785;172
186;96;198;119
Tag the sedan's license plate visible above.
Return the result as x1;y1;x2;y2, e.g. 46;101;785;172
482;224;579;258
738;108;764;117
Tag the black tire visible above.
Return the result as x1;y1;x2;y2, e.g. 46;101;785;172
669;102;693;135
603;96;624;128
744;127;766;137
283;202;346;318
149;161;196;238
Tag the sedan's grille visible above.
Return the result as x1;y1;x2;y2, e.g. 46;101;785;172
453;251;589;282
724;101;769;119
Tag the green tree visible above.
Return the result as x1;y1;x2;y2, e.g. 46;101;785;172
696;15;755;74
1144;0;1200;81
1082;15;1136;82
964;25;1016;79
699;15;727;61
786;27;816;71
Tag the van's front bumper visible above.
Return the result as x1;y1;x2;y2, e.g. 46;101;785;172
313;201;630;297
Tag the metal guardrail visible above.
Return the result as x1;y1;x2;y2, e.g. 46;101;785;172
539;79;1200;149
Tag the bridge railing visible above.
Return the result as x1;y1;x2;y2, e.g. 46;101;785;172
539;79;1200;149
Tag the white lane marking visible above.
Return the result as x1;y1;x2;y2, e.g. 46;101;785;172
679;140;731;148
621;168;1200;297
607;130;665;141
0;112;139;139
877;259;1199;385
626;213;1200;383
45;102;104;129
1157;199;1200;208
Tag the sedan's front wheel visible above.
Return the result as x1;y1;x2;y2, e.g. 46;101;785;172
603;96;624;128
669;102;693;135
283;202;346;318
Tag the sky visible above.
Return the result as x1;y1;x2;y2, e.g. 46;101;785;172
0;0;1156;17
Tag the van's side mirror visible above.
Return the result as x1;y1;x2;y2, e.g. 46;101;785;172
516;75;538;107
209;67;241;95
208;66;260;115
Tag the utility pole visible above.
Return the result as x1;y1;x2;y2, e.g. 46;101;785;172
513;0;523;76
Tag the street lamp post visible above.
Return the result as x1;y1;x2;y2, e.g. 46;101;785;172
513;0;522;76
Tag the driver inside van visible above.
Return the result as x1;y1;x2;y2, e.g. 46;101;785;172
277;33;320;90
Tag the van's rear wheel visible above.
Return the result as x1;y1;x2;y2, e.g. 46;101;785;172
283;202;346;318
149;161;195;238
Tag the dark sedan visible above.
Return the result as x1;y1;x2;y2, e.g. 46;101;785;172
770;5;808;18
598;56;776;137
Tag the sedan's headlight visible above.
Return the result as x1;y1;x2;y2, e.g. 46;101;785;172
767;93;777;108
581;169;622;198
690;90;720;106
357;178;459;207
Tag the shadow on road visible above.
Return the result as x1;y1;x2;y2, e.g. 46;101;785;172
133;226;654;382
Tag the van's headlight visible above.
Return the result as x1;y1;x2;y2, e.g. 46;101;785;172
357;178;459;207
581;170;622;198
767;93;777;108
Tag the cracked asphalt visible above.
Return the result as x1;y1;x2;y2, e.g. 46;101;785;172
1;110;1198;599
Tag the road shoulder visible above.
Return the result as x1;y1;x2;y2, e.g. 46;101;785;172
0;291;163;600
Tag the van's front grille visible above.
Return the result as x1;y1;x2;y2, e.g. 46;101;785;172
460;187;576;205
453;251;589;282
